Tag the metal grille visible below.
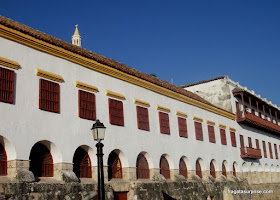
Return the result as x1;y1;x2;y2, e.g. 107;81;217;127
222;163;227;177
159;112;170;134
137;154;149;179
108;152;122;179
109;99;124;126
210;162;216;178
178;117;188;138
0;144;7;176
39;79;59;113
179;158;187;178
79;90;96;120
160;156;170;179
0;67;14;103
136;106;150;131
196;161;202;178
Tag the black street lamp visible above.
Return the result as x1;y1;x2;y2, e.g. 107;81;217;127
91;120;106;200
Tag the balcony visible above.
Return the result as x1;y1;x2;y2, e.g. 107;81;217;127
236;110;280;135
240;147;262;159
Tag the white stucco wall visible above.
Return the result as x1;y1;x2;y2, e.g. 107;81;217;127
0;36;279;176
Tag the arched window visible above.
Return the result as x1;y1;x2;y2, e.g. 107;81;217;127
222;163;227;177
179;158;187;178
0;144;7;176
108;151;122;180
196;160;202;178
73;147;92;178
136;154;149;179
233;163;236;177
160;156;170;179
29;143;53;177
210;161;216;178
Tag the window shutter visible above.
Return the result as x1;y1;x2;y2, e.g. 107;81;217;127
220;129;227;145
136;106;150;131
230;131;236;147
263;141;267;158
255;139;260;149
79;90;96;120
196;161;202;178
194;122;203;141
136;154;149;179
159;112;170;134
179;158;188;178
0;67;15;104
274;144;278;159
160;156;170;179
248;137;252;148
109;99;124;126
268;142;273;159
208;125;215;143
222;163;227;177
240;135;244;147
39;79;59;113
178;117;188;138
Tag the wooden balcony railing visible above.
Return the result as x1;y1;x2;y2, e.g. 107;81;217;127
240;147;262;159
236;110;280;135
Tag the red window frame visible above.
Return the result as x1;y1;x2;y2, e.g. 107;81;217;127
220;128;227;145
178;117;188;138
179;158;188;178
256;139;260;149
194;121;203;141
109;98;124;126
159;112;170;134
210;162;216;178
222;163;227;177
248;137;252;148
196;161;202;178
136;106;150;131
79;90;96;120
136;154;150;179
263;141;267;158
160;156;170;179
268;142;273;159
208;125;215;143
274;144;278;159
39;79;60;113
230;131;236;147
0;67;15;104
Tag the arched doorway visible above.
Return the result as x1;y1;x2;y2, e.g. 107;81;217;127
210;161;216;178
0;143;7;176
136;154;149;179
196;160;202;178
179;158;187;178
29;143;53;177
73;147;92;178
160;156;170;179
108;151;122;180
222;162;227;177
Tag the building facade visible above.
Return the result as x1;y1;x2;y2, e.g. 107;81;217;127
0;16;279;199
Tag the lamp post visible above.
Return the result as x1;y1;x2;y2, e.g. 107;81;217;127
91;120;106;200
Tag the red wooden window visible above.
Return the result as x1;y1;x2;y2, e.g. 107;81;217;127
194;122;203;141
263;141;267;158
137;154;149;179
210;162;216;178
114;192;128;200
108;152;122;179
136;106;150;131
109;99;124;126
159;112;170;134
268;142;273;159
196;160;202;178
208;125;215;143
0;67;15;104
0;144;7;176
230;131;236;147
178;117;188;138
29;143;53;177
220;129;227;145
39;79;59;113
73;147;92;178
179;158;188;178
160;156;170;179
222;163;227;177
233;164;236;177
248;137;252;148
79;90;96;120
274;144;278;159
256;139;260;149
240;135;244;147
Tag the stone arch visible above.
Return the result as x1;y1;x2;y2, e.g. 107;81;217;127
195;158;205;179
232;162;239;177
210;159;217;178
73;145;94;178
160;154;174;170
242;162;248;172
159;154;172;179
0;135;16;161
179;156;189;178
136;152;150;179
107;149;128;180
264;163;269;172
271;164;275;172
36;140;62;163
222;160;228;177
138;151;153;169
250;163;257;172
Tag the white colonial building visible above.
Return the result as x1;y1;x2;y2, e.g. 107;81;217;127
0;16;279;199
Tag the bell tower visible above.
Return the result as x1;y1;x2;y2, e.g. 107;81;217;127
72;24;81;47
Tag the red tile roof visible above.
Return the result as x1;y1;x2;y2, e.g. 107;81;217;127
0;15;232;113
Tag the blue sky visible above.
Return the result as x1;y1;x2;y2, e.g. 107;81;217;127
1;1;280;105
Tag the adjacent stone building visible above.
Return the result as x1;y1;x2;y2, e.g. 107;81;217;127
0;16;279;199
